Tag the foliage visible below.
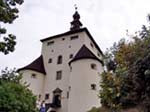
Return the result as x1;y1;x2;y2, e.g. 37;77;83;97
88;107;100;112
99;15;150;111
0;68;38;112
99;72;123;111
88;106;111;112
0;67;21;83
0;0;24;54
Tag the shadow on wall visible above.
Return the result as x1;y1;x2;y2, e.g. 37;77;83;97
121;107;142;112
88;106;142;112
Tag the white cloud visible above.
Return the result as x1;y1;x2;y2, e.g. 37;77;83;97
1;0;150;70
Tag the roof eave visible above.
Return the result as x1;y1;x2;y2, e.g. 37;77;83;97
18;68;46;75
69;57;104;66
40;28;86;42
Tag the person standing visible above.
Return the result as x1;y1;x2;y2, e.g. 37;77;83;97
40;100;46;112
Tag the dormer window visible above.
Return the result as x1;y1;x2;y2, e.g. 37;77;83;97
57;55;63;64
47;41;54;46
70;35;79;40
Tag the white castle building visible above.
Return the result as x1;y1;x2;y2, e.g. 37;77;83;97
18;9;104;112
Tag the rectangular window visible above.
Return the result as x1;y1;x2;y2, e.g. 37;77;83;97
39;94;41;99
48;58;52;63
69;54;73;59
45;93;49;100
62;38;65;40
57;55;62;64
56;71;62;80
67;91;69;99
91;84;96;90
47;41;54;46
70;35;79;40
91;63;97;70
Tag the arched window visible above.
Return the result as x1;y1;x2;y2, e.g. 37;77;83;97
57;55;62;64
51;88;62;108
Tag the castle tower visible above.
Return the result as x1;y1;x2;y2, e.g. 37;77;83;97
68;45;103;112
18;8;104;112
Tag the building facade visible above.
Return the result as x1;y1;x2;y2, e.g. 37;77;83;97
19;9;104;112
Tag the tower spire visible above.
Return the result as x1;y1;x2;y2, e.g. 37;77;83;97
70;5;83;31
74;4;77;11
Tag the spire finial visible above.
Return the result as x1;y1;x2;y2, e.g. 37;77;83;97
74;4;77;11
70;5;83;31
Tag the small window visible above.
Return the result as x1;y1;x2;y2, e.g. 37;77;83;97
62;38;65;40
91;63;97;70
70;66;72;72
97;53;101;57
56;71;62;80
51;50;54;52
57;55;63;64
39;94;41;99
69;45;71;48
91;84;96;90
69;54;73;59
31;73;37;78
67;91;69;99
48;58;52;63
70;35;79;40
90;42;94;48
47;41;54;46
45;93;49;100
68;86;71;91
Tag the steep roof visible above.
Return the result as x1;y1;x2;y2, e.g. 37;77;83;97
18;55;46;75
40;27;103;55
69;45;103;65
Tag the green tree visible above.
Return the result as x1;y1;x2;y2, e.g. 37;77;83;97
0;0;24;54
99;15;150;112
0;68;38;112
88;106;110;112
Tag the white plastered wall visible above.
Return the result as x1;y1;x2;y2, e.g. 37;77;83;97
68;59;103;112
41;32;86;112
20;70;45;99
20;29;104;112
82;32;103;60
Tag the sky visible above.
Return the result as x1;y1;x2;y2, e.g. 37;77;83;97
1;0;150;70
